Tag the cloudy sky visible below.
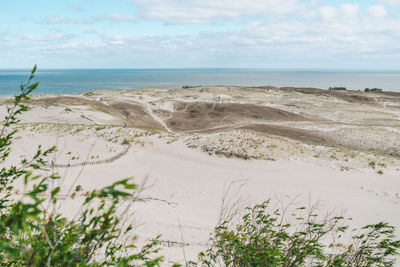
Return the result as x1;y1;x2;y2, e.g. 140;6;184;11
1;0;399;69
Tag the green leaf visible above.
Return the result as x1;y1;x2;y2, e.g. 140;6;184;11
51;186;60;199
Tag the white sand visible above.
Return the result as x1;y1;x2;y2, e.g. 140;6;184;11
8;131;400;265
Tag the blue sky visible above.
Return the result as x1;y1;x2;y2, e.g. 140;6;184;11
0;0;399;69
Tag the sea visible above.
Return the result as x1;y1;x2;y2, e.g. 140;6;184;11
0;69;399;95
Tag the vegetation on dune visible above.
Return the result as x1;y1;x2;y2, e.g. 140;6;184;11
182;85;202;89
329;87;347;91
0;67;399;266
364;88;383;93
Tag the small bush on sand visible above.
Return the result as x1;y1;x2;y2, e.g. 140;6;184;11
122;138;131;145
194;201;400;267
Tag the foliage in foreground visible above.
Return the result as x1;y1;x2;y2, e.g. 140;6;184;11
195;201;400;267
0;66;163;266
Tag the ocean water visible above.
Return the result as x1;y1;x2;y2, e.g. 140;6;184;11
0;69;399;95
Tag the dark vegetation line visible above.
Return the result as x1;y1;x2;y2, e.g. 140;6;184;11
52;145;131;168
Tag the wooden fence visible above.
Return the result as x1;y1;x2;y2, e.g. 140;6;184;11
51;145;131;168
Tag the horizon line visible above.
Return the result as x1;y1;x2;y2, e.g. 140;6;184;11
1;67;400;72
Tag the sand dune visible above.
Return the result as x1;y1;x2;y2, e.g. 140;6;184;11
2;85;400;265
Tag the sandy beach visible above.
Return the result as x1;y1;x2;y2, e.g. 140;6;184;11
2;86;400;265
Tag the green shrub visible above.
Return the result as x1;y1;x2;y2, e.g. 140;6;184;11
365;88;383;93
0;66;163;266
369;161;376;169
122;138;131;145
195;201;400;267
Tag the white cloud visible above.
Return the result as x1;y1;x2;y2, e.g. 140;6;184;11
37;14;136;26
19;33;75;42
103;14;136;24
379;0;400;6
73;17;100;24
67;1;90;11
341;4;359;18
97;12;400;58
55;42;104;49
17;3;400;61
318;6;337;20
5;1;400;68
133;0;303;23
367;5;387;18
38;16;70;24
73;13;136;24
8;14;400;68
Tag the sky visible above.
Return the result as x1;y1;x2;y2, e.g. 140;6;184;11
0;0;399;69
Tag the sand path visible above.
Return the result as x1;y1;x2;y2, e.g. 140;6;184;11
145;103;172;132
